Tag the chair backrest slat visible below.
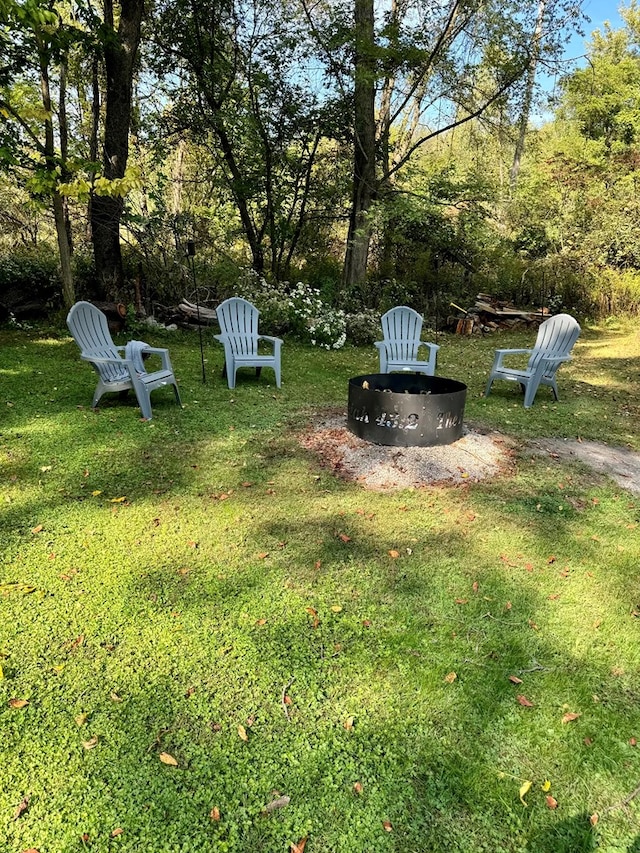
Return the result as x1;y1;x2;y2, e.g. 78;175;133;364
382;306;423;361
528;314;581;373
67;301;129;383
217;298;260;356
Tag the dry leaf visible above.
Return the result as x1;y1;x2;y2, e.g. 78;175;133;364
330;605;342;613
343;716;355;731
630;737;637;746
584;737;593;746
257;552;269;559
382;820;393;832
31;525;43;534
210;806;221;821
362;619;371;627
353;781;363;794
82;735;98;750
13;796;29;820
111;828;123;837
388;550;400;558
508;675;523;685
110;692;122;702
75;713;89;727
472;581;479;593
562;712;581;724
546;796;558;809
158;752;178;766
338;533;351;543
9;698;29;709
256;618;267;626
517;695;534;707
504;601;512;611
519;780;532;806
238;725;249;742
110;496;127;503
590;813;599;826
291;837;307;853
444;671;457;683
455;598;468;605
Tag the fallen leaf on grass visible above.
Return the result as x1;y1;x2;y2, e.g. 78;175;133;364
337;533;351;543
290;837;307;853
9;698;29;709
517;695;534;707
519;780;532;805
75;713;89;727
353;781;363;794
508;675;523;685
31;525;43;534
330;605;342;613
210;806;221;821
472;581;479;593
82;736;98;750
255;618;267;626
111;828;123;837
238;725;249;742
13;796;29;820
158;752;178;766
444;672;457;683
546;796;558;809
388;550;400;558
109;496;127;503
110;692;122;702
541;780;551;792
343;716;355;731
455;598;468;605
584;737;593;746
630;737;637;746
590;813;598;826
257;552;269;560
382;820;393;832
562;712;581;723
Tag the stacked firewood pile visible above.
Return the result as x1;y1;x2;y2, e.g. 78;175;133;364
450;293;550;335
153;299;218;329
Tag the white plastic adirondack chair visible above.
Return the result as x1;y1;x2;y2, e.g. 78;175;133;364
375;306;439;376
484;313;580;408
67;301;182;420
214;297;282;389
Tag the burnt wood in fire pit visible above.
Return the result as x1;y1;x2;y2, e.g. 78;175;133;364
348;373;467;447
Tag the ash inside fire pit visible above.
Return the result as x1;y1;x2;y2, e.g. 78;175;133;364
348;373;467;447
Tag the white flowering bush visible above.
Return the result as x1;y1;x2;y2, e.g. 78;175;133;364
237;272;347;349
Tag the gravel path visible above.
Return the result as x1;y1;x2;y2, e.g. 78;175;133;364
299;411;640;494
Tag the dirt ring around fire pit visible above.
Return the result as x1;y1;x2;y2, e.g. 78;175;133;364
299;411;516;490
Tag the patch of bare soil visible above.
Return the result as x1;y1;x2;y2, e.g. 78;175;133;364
298;411;516;490
529;438;640;495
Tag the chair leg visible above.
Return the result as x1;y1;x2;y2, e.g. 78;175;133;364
173;382;183;408
523;380;540;409
484;377;494;398
133;384;154;420
256;366;262;378
274;362;281;388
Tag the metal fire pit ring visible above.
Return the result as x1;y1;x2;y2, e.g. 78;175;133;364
347;373;467;447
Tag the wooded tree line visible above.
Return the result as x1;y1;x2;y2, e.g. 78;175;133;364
2;0;640;317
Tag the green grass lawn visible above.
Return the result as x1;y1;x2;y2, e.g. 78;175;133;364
1;318;639;853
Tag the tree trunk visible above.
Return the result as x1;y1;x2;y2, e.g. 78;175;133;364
342;0;377;290
91;0;144;298
510;0;545;190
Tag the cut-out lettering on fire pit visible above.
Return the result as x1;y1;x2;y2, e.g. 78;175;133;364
347;373;467;447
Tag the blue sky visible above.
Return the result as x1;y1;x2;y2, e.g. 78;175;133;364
566;0;625;63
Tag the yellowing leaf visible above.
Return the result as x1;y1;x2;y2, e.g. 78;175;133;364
109;496;127;503
330;605;343;613
238;725;249;742
541;780;551;792
75;713;89;727
519;780;532;806
562;712;581;724
343;716;355;731
444;671;457;683
91;490;102;496
9;698;29;709
159;752;178;766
